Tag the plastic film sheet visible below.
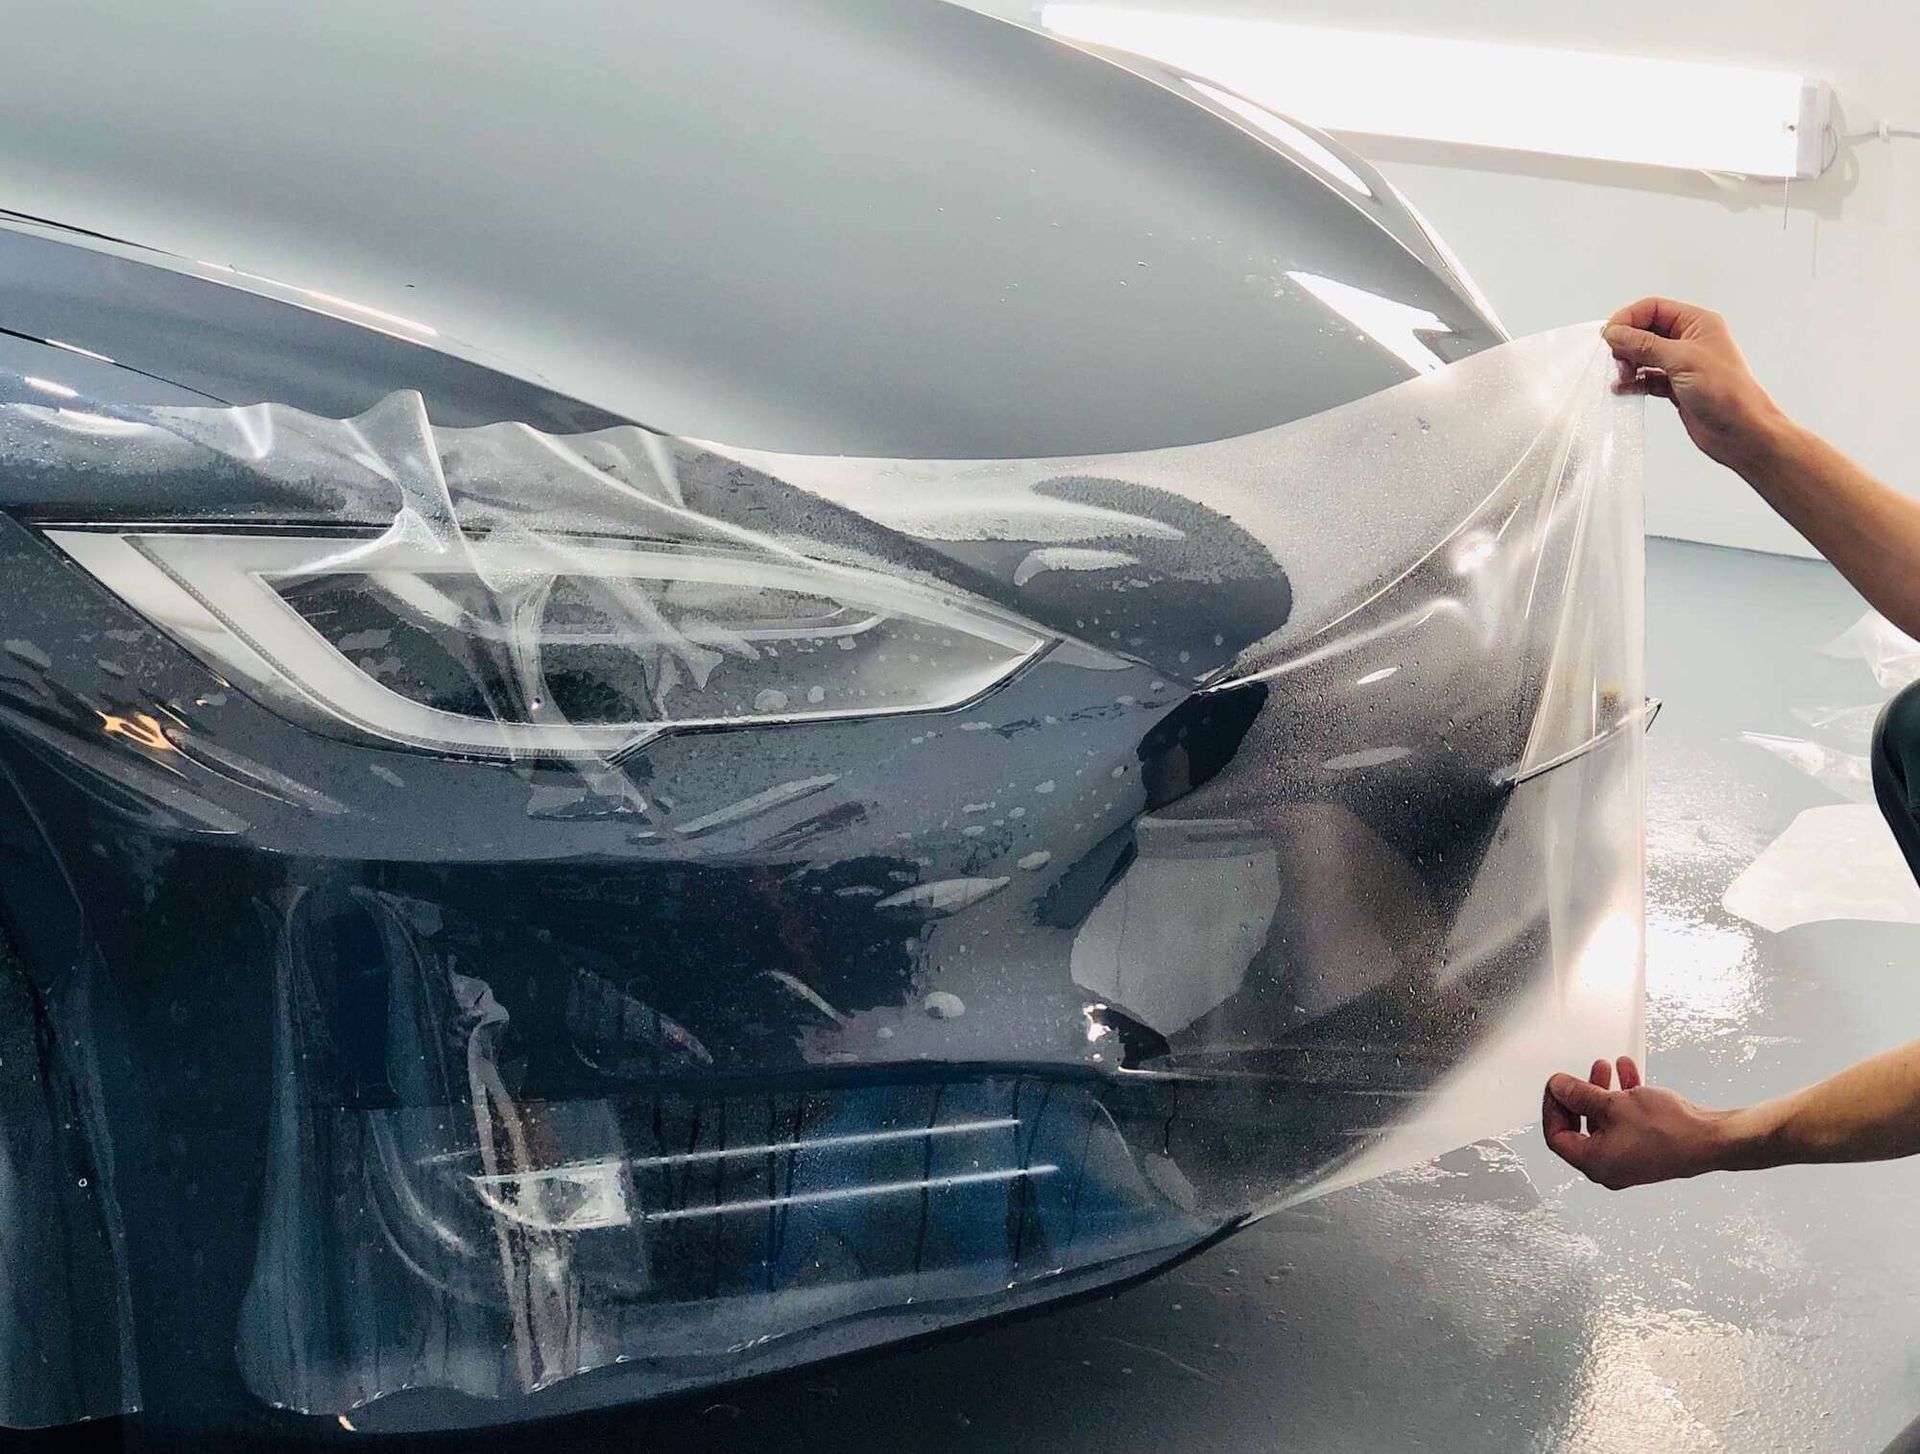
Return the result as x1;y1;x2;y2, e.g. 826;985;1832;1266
1723;611;1920;932
1730;612;1920;808
0;324;1644;1430
1723;804;1920;933
1824;609;1920;692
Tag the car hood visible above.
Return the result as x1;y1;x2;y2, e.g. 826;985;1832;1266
0;0;1499;457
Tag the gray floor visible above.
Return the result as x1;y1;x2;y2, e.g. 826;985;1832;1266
525;538;1920;1454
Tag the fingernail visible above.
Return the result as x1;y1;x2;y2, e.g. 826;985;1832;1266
1601;324;1626;344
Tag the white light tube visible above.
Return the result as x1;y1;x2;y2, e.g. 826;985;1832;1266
1040;6;1832;180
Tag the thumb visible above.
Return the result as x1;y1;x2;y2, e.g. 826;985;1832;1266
1602;324;1686;373
1546;1072;1614;1117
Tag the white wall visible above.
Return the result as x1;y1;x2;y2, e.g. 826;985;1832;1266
965;0;1920;558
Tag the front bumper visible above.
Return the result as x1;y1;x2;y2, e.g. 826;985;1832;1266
0;326;1645;1431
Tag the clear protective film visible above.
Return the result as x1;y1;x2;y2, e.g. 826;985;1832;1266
1722;613;1920;933
0;324;1643;1430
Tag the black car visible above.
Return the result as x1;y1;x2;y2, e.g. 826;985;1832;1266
0;0;1645;1436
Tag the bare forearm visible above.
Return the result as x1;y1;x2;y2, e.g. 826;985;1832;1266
1714;1040;1920;1170
1741;421;1920;641
1604;298;1920;637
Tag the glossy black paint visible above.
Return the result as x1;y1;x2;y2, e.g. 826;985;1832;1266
0;221;623;427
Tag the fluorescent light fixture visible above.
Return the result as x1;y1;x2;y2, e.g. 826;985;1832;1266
1040;6;1832;180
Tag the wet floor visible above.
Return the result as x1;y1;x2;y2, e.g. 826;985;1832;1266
42;538;1920;1453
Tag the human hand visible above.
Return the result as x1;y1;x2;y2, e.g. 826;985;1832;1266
1602;299;1789;475
1542;1055;1733;1190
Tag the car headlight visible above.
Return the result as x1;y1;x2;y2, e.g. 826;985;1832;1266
35;394;1050;760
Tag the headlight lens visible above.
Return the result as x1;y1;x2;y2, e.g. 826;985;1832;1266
48;526;1049;757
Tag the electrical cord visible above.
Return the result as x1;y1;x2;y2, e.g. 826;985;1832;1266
1823;117;1920;172
1692;116;1916;215
1695;115;1917;192
1841;122;1920;143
